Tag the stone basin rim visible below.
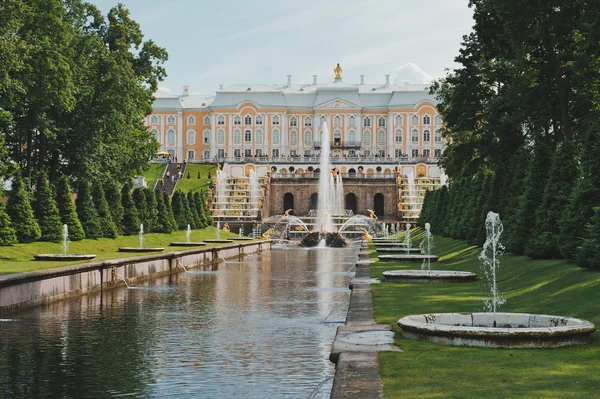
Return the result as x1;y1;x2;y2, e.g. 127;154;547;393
383;270;476;278
34;254;97;261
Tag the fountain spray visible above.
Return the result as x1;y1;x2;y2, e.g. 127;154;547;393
139;224;144;249
62;224;70;256
420;223;434;272
403;223;412;255
478;212;506;326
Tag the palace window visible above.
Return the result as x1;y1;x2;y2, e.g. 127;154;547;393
378;150;386;157
234;149;241;158
435;129;442;142
411;115;419;125
187;116;195;125
412;149;419;158
363;130;371;144
244;115;252;125
256;115;263;125
423;115;431;125
290;130;297;145
187;150;195;160
203;130;211;144
204;115;211;125
167;129;176;145
434;149;442;158
363;117;371;127
167;115;176;125
151;129;159;142
233;115;241;125
349;116;356;126
256;149;263;157
217;129;225;143
151;115;159;125
186;129;196;145
272;115;280;126
304;117;312;127
349;130;356;142
234;129;241;143
217;116;225;125
255;129;263;144
412;129;419;142
423;129;431;142
272;149;280;158
423;149;431;158
245;149;252;157
395;129;403;142
378;130;386;144
272;129;280;144
304;130;312;144
378;117;386;127
290;117;298;127
334;116;341;126
435;115;442;125
394;115;402;125
320;116;327;126
244;130;252;142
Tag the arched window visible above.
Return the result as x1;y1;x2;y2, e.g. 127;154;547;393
363;117;371;127
186;129;196;145
204;115;211;125
151;129;159;142
203;130;211;144
245;130;252;142
244;115;252;125
151;115;159;125
378;130;386;144
435;115;442;125
217;115;225;125
423;115;431;125
363;130;371;144
233;115;241;125
349;116;356;126
255;129;263;144
272;129;280;144
435;129;442;142
378;117;386;127
334;115;341;126
411;115;419;125
423;129;431;142
187;116;195;125
290;117;297;127
304;130;312;144
304;117;312;127
167;129;176;145
256;115;263;125
348;130;356;142
412;129;419;142
234;129;241;143
394;115;402;125
289;130;297;145
272;115;280;126
167;115;176;125
395;129;403;142
217;129;225;143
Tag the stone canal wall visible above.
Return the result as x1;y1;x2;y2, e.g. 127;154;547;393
0;241;270;315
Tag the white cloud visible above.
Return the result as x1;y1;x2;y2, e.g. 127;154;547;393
394;63;435;85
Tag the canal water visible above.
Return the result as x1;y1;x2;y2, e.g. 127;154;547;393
0;246;358;398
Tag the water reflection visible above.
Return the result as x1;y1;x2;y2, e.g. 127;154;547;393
0;247;357;398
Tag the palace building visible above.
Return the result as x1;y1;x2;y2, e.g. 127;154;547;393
148;65;447;223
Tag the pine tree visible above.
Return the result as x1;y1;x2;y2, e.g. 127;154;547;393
201;190;213;226
187;191;200;229
193;192;206;228
120;182;140;236
154;190;172;233
104;182;124;231
576;207;600;270
144;188;159;233
163;192;178;231
54;175;85;241
32;172;63;242
0;200;17;246
76;181;102;239
171;191;191;230
132;188;148;230
92;182;118;239
6;174;41;243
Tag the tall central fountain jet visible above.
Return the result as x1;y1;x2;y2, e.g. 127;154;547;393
316;122;344;233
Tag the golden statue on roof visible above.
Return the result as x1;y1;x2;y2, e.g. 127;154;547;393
334;63;343;79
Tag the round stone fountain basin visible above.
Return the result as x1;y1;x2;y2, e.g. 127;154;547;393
376;247;422;253
203;239;234;244
383;270;476;283
34;254;96;261
378;254;439;262
398;312;595;348
231;237;254;241
117;247;164;253
169;242;207;247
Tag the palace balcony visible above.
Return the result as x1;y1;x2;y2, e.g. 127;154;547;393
313;141;362;149
192;155;440;165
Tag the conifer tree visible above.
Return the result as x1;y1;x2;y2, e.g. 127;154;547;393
163;192;178;231
92;182;118;239
0;200;17;246
201;190;213;226
33;172;63;242
144;188;159;233
104;182;124;230
193;192;205;228
154;190;172;233
187;191;200;229
54;175;85;241
170;191;187;230
120;182;140;236
132;188;148;230
76;181;102;239
6;174;41;243
576;207;600;270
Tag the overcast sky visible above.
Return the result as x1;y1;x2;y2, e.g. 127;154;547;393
92;0;475;95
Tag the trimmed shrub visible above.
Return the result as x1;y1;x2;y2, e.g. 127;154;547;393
0;200;17;246
92;182;118;239
163;192;177;232
576;207;600;269
54;175;84;241
6;174;41;243
120;182;140;236
104;182;123;230
154;190;172;233
76;181;102;239
187;191;200;229
144;188;159;233
33;172;63;242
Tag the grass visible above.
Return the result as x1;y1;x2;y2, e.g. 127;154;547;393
142;162;167;188
0;227;247;274
175;163;217;194
370;232;600;398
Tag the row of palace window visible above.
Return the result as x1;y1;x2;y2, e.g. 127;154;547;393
151;114;442;128
222;148;443;159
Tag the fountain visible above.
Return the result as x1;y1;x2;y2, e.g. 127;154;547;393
34;224;97;261
337;215;384;243
261;214;310;245
377;223;438;262
118;223;164;252
204;221;234;244
170;224;207;247
420;222;434;271
397;212;596;347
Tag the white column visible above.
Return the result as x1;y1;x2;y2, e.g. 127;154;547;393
263;114;268;156
177;111;183;161
358;112;363;154
387;113;393;157
282;113;288;156
210;112;216;158
228;114;232;159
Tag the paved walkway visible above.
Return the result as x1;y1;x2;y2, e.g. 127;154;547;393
329;247;400;399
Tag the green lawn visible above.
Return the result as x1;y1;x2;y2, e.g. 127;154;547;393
0;227;248;274
371;232;600;398
175;163;217;193
142;162;167;188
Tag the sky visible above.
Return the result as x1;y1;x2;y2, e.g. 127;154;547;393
92;0;475;95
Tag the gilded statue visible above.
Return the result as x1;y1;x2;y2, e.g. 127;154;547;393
334;63;343;79
367;209;378;220
222;223;230;232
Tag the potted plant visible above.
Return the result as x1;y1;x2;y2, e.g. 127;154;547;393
376;166;382;173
